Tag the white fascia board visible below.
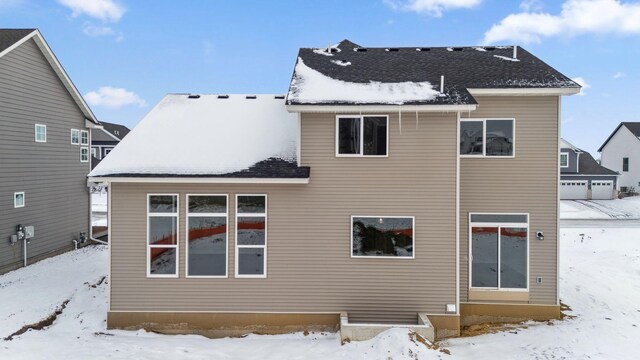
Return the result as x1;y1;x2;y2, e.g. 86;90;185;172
86;119;104;129
286;104;477;113
468;88;581;96
88;177;310;184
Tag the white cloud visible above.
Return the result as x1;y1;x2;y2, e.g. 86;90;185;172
85;87;146;109
520;0;544;11
83;25;114;37
572;76;590;95
58;0;125;22
384;0;482;17
484;0;640;44
613;71;626;79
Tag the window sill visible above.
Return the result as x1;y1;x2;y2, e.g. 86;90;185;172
469;289;529;302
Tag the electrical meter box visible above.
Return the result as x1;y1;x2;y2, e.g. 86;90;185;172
24;226;34;239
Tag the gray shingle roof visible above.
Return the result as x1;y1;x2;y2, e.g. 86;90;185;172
578;151;618;176
0;29;34;53
288;39;579;106
598;122;640;152
99;121;130;140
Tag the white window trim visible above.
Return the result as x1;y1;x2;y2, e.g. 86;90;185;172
147;194;180;278
71;129;80;145
186;194;229;278
14;191;25;208
80;147;89;162
350;215;416;260
104;148;113;155
459;118;516;158
91;147;98;158
235;194;267;278
468;212;529;292
335;115;389;158
35;124;46;143
560;152;569;168
80;130;89;145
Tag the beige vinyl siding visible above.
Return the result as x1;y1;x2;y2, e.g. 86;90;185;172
459;96;559;305
110;111;458;323
0;38;90;273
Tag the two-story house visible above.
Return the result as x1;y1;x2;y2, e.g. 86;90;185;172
90;120;130;170
88;40;580;340
0;29;101;274
599;122;640;193
560;138;618;200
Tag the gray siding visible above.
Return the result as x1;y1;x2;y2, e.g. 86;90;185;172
109;111;458;323
0;38;90;273
460;96;559;305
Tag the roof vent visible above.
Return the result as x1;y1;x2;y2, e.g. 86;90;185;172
416;48;430;51
386;48;399;52
187;94;200;99
484;46;496;51
355;48;367;52
452;47;463;51
217;94;229;99
274;95;285;99
246;95;257;99
329;47;339;53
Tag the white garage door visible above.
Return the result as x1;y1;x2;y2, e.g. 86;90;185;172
560;181;588;200
591;181;614;200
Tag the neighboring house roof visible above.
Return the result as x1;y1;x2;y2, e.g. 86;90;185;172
89;94;307;179
287;39;580;106
98;121;130;141
0;28;100;125
598;122;640;152
560;138;617;176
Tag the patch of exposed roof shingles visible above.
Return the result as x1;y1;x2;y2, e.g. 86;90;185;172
288;39;579;106
0;29;34;53
577;152;618;176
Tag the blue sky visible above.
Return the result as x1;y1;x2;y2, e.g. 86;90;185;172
1;0;639;155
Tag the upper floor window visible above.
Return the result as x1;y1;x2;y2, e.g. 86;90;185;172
80;130;89;145
35;124;46;142
560;152;569;168
623;157;629;172
80;147;89;162
71;129;80;145
336;115;388;157
91;147;98;158
460;119;514;157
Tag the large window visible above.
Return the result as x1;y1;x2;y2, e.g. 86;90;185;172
147;194;179;277
460;119;514;157
35;124;46;143
336;115;388;156
187;195;228;277
623;157;629;172
236;195;267;277
351;216;415;258
470;213;528;290
560;152;569;168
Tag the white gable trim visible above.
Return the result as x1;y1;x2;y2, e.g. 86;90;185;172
0;30;99;124
286;104;476;113
468;88;580;96
88;177;309;184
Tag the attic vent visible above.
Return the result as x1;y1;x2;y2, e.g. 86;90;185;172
416;48;430;51
385;48;399;52
452;47;463;51
246;95;257;99
274;95;285;99
484;46;496;51
329;47;339;53
355;48;367;52
187;94;200;99
217;95;229;99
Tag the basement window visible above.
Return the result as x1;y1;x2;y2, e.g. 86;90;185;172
236;195;267;278
186;195;228;278
147;194;179;277
460;119;515;157
336;115;388;157
351;216;414;258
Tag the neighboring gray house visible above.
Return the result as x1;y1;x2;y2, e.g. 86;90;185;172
0;29;101;274
90;40;580;340
91;121;130;170
598;122;640;192
560;138;618;200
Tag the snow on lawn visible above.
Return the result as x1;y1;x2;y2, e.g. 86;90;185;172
561;197;640;219
2;227;640;359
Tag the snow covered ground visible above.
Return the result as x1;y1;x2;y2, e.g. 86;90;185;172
560;196;640;220
91;190;108;227
1;226;639;359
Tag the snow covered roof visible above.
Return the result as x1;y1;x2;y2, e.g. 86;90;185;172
89;94;307;178
287;39;580;106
